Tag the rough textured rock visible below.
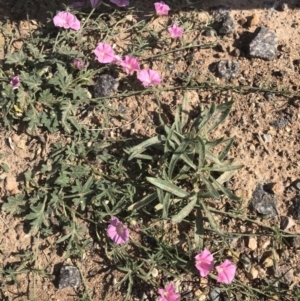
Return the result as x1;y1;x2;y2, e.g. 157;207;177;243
249;26;277;60
217;60;239;79
94;74;119;97
58;265;81;289
251;184;278;218
292;195;300;220
212;7;235;35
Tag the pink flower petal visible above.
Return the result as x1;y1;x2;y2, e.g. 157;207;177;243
195;248;214;277
93;42;115;63
137;69;161;87
158;283;180;301
10;75;20;89
154;1;170;15
216;259;236;284
53;11;81;31
120;55;140;75
107;216;129;244
168;24;183;38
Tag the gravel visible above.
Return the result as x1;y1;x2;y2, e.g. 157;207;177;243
58;265;81;289
251;184;278;218
249;26;278;60
94;74;119;97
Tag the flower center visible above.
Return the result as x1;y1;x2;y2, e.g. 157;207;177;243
116;224;124;234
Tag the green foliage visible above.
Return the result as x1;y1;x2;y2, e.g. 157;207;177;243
0;34;98;134
127;93;243;228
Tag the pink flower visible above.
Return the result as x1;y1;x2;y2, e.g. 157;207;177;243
195;248;214;277
216;259;236;284
120;55;140;75
112;54;122;64
53;11;81;31
168;24;183;38
94;42;115;63
154;2;170;15
158;283;180;301
137;69;161;87
90;0;101;7
10;76;20;89
73;59;85;69
107;216;129;244
110;0;129;7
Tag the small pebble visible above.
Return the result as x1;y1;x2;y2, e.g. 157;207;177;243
166;63;175;71
118;103;127;114
58;265;81;289
204;29;216;37
209;287;222;301
292;196;300;220
280;3;288;11
264;92;275;101
251;184;278;218
263;134;272;143
94;74;119;97
249;26;278;60
216;60;239;79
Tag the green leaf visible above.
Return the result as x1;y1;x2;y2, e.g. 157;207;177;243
54;171;70;187
0;162;9;172
198;198;222;235
194;207;204;251
202;164;244;173
128;135;166;160
196;137;205;169
209;175;241;201
207;101;233;133
146;177;189;198
171;196;197;223
181;92;190;130
2;194;26;215
127;192;157;211
192;103;215;133
162;192;171;219
199;174;220;199
205;137;225;150
20;71;42;91
5;51;27;65
25;201;49;234
219;137;234;161
168;138;190;178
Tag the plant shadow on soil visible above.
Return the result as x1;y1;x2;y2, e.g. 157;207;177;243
1;0;300;25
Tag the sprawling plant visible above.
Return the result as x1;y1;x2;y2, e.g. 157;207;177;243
127;93;242;246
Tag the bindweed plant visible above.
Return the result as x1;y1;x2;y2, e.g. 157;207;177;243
127;92;243;248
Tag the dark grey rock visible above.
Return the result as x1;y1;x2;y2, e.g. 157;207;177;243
292;236;300;248
249;26;278;60
58;265;81;289
251;184;278;218
217;60;239;79
209;287;222;301
240;253;251;271
292;196;300;220
166;63;175;71
94;74;119;97
264;92;275;101
271;117;288;128
218;13;235;35
118;103;127;114
204;28;216;37
211;7;235;35
294;180;300;191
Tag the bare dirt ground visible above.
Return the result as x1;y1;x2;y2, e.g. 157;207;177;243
0;0;300;300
